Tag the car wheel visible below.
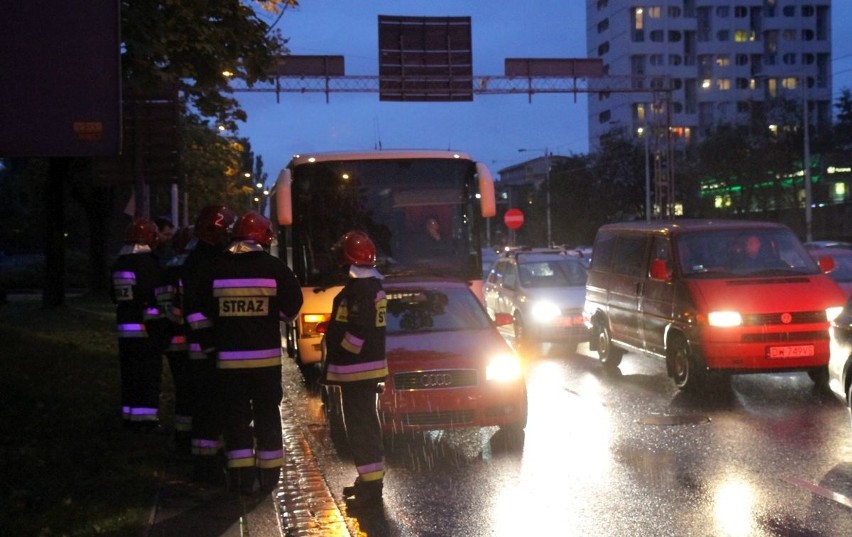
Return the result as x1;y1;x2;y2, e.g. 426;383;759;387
668;335;703;391
594;320;623;368
847;380;852;409
322;385;349;453
513;313;536;354
807;366;829;387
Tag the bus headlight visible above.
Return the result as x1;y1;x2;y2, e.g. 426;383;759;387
708;311;742;327
486;353;523;382
531;300;561;323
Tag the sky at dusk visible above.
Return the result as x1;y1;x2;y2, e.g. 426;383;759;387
237;1;852;186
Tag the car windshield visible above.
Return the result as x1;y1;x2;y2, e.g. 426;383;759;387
676;228;820;277
386;287;492;333
518;259;588;288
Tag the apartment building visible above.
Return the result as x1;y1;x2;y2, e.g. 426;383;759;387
586;0;832;149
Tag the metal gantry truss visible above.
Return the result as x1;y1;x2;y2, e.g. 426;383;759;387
232;74;676;218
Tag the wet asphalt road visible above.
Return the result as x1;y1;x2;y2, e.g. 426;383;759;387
290;342;852;537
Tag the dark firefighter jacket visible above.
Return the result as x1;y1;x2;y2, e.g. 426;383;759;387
200;242;303;369
324;276;388;384
110;245;166;342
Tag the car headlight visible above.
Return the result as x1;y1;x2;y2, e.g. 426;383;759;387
707;311;742;327
486;353;523;382
531;300;561;322
826;306;844;323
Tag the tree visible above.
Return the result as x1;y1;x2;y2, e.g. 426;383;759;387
832;88;852;151
21;1;297;305
590;131;647;222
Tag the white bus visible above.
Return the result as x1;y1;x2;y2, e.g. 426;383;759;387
268;149;497;376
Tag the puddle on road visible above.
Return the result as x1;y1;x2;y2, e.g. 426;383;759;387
638;413;710;426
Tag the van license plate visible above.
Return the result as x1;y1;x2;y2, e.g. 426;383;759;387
767;345;814;359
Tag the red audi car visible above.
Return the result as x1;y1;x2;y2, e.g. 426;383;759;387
322;276;528;437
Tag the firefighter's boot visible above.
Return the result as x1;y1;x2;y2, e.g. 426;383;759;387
344;480;383;511
228;467;257;496
259;468;281;493
192;455;225;486
342;477;362;498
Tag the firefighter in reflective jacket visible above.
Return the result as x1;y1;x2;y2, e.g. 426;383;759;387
182;204;236;484
199;211;303;494
110;217;167;430
323;230;388;510
154;225;195;456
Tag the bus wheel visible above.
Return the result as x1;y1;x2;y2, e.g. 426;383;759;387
594;320;623;368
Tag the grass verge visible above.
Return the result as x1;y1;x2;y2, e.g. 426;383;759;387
0;294;175;537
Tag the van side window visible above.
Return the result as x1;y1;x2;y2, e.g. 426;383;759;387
612;235;647;277
650;236;673;276
590;232;615;270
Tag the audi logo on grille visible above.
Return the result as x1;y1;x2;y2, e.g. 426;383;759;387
419;373;454;387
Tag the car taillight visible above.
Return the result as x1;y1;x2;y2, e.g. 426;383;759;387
301;313;331;337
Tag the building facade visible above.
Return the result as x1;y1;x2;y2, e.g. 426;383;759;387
586;0;832;149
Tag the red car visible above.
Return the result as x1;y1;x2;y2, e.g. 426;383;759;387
322;276;528;437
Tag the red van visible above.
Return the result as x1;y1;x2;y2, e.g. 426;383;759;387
583;220;847;391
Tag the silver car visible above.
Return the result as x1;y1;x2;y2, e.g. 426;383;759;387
828;294;852;408
484;248;589;352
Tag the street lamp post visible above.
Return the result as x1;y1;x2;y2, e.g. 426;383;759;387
518;148;552;247
802;76;812;242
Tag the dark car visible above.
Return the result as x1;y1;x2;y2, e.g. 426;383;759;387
829;294;852;408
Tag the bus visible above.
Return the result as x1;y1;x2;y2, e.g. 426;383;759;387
268;149;497;375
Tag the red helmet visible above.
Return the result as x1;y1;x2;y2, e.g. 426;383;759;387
339;231;376;267
124;218;159;247
194;205;236;246
233;211;273;246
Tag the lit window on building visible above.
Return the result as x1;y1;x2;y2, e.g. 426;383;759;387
648;6;662;18
782;77;798;90
734;30;754;42
716;79;731;90
715;55;730;67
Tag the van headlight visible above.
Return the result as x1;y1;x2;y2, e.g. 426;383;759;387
826;306;844;323
486;353;523;382
708;311;742;327
531;300;561;322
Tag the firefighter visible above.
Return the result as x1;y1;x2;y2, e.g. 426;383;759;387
110;217;167;430
323;230;388;510
155;225;195;457
200;211;303;495
182;204;237;485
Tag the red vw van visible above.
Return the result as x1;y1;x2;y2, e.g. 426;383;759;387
583;220;847;391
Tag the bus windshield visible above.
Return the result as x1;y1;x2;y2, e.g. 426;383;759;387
281;155;486;287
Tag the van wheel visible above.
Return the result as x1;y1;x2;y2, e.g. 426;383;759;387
595;321;623;368
807;366;828;387
669;335;702;391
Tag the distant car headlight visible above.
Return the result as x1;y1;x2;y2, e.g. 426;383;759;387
486;353;523;382
531;300;561;322
826;306;844;323
708;311;742;327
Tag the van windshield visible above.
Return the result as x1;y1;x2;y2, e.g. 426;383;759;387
675;228;821;277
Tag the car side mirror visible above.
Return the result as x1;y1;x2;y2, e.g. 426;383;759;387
649;258;672;281
818;255;836;273
493;312;513;327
